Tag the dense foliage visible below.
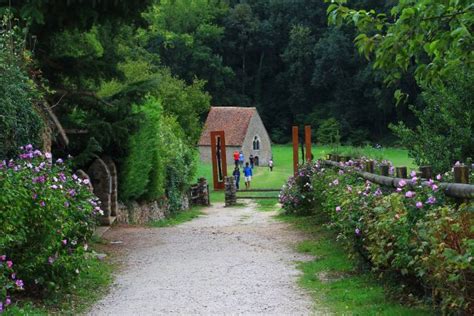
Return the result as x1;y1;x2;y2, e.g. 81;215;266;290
280;161;474;313
135;0;409;143
1;2;210;206
120;97;196;210
391;68;474;173
326;0;474;171
0;146;100;306
0;15;43;159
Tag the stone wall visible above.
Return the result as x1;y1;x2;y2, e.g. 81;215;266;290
116;194;190;225
116;201;168;225
189;178;210;206
85;157;193;226
242;112;272;166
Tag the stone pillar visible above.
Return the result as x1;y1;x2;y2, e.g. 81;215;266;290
102;156;118;217
225;176;237;207
198;177;210;206
88;158;113;225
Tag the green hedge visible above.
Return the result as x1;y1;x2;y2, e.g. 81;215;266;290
120;97;195;210
0;18;44;159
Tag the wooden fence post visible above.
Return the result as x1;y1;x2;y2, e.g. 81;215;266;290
365;160;375;173
420;166;433;179
380;164;389;176
396;167;408;179
454;165;469;184
305;125;312;162
292;126;299;176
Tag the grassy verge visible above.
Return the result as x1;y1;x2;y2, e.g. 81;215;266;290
276;214;431;315
254;199;280;212
5;247;113;315
149;207;204;227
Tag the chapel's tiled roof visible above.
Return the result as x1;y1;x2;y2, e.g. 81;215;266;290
198;106;256;146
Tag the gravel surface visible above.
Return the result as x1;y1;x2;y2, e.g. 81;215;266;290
89;203;322;315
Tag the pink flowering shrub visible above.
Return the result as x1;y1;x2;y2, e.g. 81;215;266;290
279;163;319;215
281;160;474;313
0;146;101;308
0;255;22;312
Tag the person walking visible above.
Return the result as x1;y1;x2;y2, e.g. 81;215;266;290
243;162;253;190
249;154;254;169
233;150;239;168
269;158;274;172
239;151;244;167
232;167;241;190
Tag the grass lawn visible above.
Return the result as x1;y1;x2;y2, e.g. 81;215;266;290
277;214;431;315
195;144;414;203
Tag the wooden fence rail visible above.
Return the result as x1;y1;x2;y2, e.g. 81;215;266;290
322;160;474;200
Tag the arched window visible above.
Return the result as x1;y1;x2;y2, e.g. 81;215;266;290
253;136;260;150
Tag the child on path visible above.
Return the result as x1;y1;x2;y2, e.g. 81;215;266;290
269;158;274;172
232;167;241;190
239;151;244;167
243;162;253;190
233;150;240;168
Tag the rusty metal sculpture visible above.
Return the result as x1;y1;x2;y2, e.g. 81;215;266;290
210;131;227;190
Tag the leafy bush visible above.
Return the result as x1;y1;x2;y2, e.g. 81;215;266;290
120;97;196;211
316;118;341;145
0;15;44;159
0;255;21;312
279;163;318;215
0;145;100;306
281;160;474;313
391;68;474;173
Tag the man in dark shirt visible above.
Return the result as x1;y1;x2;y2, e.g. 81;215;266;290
232;167;241;190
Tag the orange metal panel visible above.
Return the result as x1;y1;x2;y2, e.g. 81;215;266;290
210;131;227;190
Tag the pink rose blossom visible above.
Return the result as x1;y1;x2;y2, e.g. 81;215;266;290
15;279;24;289
416;201;423;209
405;191;415;198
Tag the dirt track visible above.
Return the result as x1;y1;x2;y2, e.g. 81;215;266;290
89;203;320;315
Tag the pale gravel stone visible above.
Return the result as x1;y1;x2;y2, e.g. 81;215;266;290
88;203;327;315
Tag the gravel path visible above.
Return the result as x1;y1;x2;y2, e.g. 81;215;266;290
89;203;320;315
